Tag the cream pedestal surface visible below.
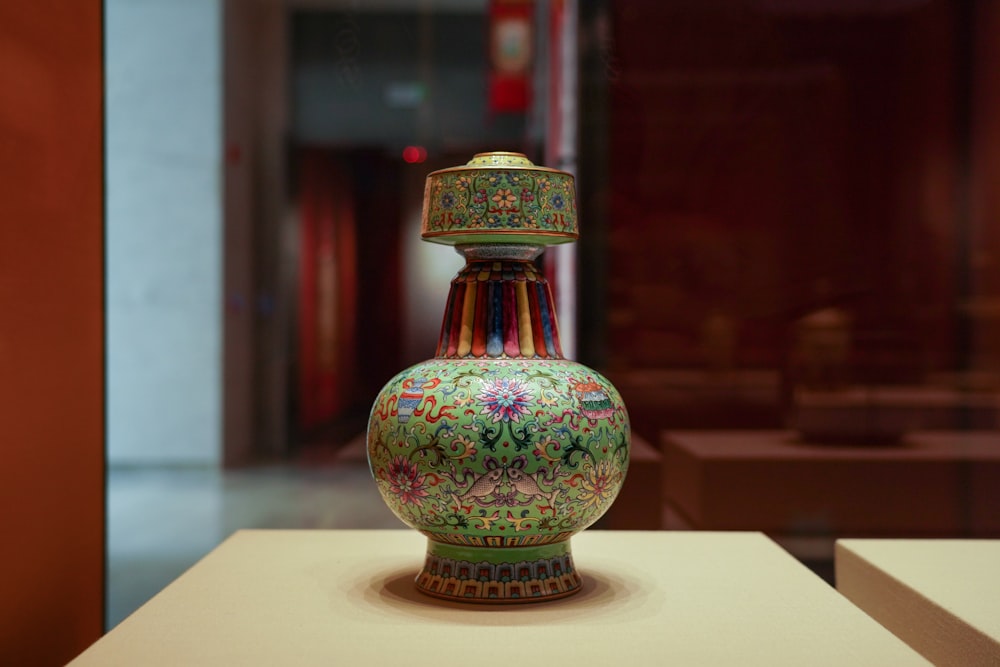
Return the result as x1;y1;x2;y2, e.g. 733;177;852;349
73;530;927;666
837;539;1000;667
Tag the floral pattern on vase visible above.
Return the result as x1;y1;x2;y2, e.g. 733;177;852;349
369;359;628;546
421;152;578;245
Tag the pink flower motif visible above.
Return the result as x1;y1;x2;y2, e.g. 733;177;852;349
477;378;533;423
385;455;429;505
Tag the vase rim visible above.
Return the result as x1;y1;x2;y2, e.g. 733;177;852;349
423;229;578;246
426;151;571;177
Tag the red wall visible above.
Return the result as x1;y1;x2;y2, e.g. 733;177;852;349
607;1;958;376
0;1;104;663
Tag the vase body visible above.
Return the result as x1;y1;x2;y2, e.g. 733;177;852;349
367;153;630;603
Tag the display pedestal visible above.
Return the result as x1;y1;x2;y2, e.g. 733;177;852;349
837;539;1000;667
72;530;925;665
662;430;1000;535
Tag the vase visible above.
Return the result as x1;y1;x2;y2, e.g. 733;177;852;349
367;151;630;603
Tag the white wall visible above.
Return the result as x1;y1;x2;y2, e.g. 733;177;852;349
106;0;223;465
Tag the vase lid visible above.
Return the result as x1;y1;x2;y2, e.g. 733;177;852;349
421;151;578;246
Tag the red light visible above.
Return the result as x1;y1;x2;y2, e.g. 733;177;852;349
402;146;427;163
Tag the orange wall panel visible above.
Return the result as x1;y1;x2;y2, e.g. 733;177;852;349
0;1;104;664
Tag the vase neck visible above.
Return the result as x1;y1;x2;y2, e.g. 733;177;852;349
435;247;563;360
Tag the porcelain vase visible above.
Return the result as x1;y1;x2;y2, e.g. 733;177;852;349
367;152;630;603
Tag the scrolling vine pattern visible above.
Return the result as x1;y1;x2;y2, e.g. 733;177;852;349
369;359;629;541
424;169;578;236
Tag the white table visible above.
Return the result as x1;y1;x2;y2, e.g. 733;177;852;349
73;530;927;666
837;539;1000;666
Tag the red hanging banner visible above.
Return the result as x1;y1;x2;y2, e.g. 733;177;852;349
296;150;358;432
488;0;534;113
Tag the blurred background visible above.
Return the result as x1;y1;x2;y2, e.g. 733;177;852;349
101;0;1000;636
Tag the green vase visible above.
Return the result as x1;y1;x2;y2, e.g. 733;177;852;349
367;152;630;603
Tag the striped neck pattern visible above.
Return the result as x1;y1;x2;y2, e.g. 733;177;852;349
436;259;563;359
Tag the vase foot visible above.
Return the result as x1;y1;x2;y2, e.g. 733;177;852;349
414;539;582;603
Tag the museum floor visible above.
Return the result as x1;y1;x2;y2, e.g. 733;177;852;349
106;442;400;629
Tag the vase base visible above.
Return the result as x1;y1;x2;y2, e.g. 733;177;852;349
414;539;582;604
